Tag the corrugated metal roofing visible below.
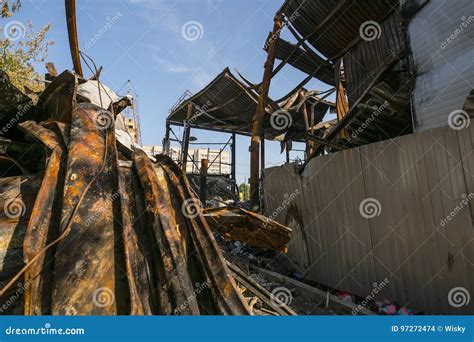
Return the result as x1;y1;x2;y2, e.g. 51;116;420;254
167;68;334;140
272;37;335;86
343;10;405;107
281;0;399;60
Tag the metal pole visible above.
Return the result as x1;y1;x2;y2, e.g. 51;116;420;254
200;158;208;205
164;121;171;156
231;133;236;195
65;0;83;77
249;14;283;211
181;103;193;173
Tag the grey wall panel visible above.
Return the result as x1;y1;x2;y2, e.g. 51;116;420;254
263;124;474;314
408;0;474;131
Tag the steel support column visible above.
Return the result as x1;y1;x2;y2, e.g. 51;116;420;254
249;14;283;211
181;103;193;173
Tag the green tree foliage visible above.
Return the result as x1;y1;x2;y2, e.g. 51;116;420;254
238;183;250;202
1;0;53;93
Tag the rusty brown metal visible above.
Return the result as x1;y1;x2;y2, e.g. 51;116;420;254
65;0;83;77
250;14;283;211
204;206;292;252
17;121;66;315
135;152;251;314
51;103;121;315
181;102;193;173
199;158;208;204
0;69;252;316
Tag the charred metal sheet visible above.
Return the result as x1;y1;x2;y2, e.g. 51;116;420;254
281;0;399;60
17;121;66;315
204;206;292;252
0;69;253;316
117;160;152;315
271;37;335;86
0;174;42;314
167;68;333;141
36;70;77;123
343;10;405;107
51;103;123;315
134;151;250;315
166;68;270;137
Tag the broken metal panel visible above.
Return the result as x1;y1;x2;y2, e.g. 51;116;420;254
281;0;399;60
17;121;66;315
150;154;251;315
0;69;253;316
343;10;405;107
51;103;123;315
204;206;292;252
167;68;264;137
271;37;335;86
0;174;42;315
167;68;335;142
36;70;77;123
407;0;474;131
0;175;41;280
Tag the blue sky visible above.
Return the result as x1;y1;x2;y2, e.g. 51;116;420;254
8;0;333;183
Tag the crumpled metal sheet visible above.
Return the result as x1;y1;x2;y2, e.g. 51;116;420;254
0;75;251;314
203;206;292;252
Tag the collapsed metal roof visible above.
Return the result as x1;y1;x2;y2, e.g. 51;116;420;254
271;37;335;86
167;68;335;141
280;0;399;60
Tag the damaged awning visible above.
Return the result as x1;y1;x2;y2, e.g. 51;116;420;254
270;37;335;86
280;0;399;60
167;68;335;141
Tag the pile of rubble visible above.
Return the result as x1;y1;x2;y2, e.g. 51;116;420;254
0;69;254;315
0;68;384;316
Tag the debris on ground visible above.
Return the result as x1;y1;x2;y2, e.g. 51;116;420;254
204;206;292;252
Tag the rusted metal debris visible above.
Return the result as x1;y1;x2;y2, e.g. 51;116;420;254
203;206;292;252
0;70;251;315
